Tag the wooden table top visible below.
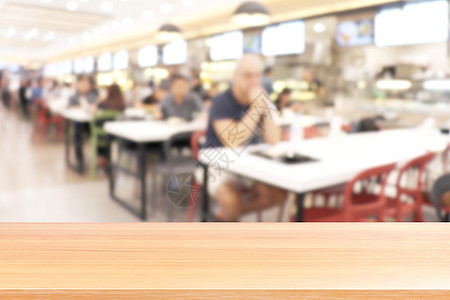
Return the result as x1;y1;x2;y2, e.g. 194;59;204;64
1;223;450;299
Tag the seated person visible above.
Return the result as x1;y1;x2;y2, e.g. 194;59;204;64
160;74;205;122
203;82;219;109
204;54;288;221
431;174;450;221
30;77;44;104
94;83;126;112
140;85;167;119
275;88;301;113
68;75;98;109
92;83;126;168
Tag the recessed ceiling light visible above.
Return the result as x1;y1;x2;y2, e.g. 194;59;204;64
24;28;38;42
92;28;101;37
78;0;88;2
83;32;92;41
160;3;173;14
182;0;194;5
43;31;55;42
6;27;16;38
101;25;110;34
69;38;77;45
121;17;133;27
313;23;326;33
142;10;154;20
66;1;79;11
101;1;113;12
110;21;121;31
41;0;52;3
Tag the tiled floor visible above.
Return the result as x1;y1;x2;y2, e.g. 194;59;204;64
0;108;141;222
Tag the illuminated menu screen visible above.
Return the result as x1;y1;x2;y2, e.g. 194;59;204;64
375;0;448;47
162;40;187;65
210;31;243;61
262;21;305;56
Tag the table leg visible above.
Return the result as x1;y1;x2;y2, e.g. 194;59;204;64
295;193;305;222
64;119;84;175
138;143;147;220
107;134;115;200
201;164;209;222
64;118;71;168
73;122;84;174
109;140;147;221
64;119;87;175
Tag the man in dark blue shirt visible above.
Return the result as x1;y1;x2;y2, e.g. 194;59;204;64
431;174;450;221
204;54;287;221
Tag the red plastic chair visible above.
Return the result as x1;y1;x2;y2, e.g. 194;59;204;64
303;163;397;222
282;125;323;141
385;152;436;222
443;144;450;174
187;130;206;222
33;99;64;142
341;124;353;133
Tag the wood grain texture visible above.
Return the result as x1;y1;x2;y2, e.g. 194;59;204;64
1;223;450;299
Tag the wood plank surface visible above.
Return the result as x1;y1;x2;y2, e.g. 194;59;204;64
0;223;449;299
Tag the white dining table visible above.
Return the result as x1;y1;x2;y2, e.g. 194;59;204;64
104;120;206;143
199;128;450;221
103;120;207;220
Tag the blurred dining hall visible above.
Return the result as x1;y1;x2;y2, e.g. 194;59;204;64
0;0;450;222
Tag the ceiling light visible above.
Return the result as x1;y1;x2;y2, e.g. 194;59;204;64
110;21;121;31
23;28;39;41
231;1;270;27
78;0;88;2
43;31;55;42
142;10;154;20
160;3;173;14
41;0;52;3
101;25;110;34
121;17;133;27
92;28;101;37
69;38;76;45
66;1;79;11
101;1;113;12
157;23;182;42
313;23;326;33
182;0;194;5
6;27;16;38
83;32;92;41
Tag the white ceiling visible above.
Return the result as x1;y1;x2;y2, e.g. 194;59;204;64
0;0;245;62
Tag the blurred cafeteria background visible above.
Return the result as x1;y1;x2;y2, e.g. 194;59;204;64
1;0;450;222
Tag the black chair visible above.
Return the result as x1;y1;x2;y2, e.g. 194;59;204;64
431;174;450;222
